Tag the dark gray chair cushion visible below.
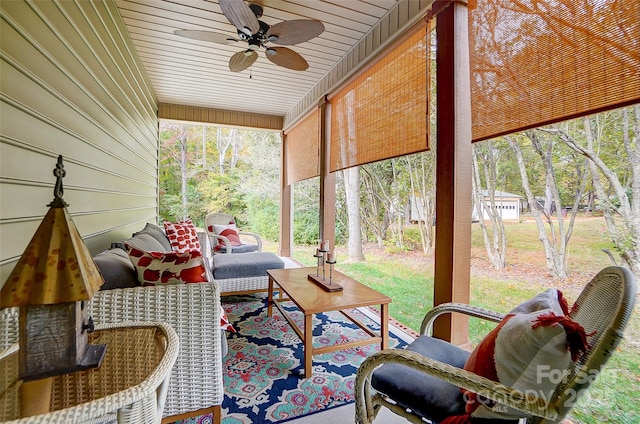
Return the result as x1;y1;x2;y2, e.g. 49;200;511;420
371;335;469;423
212;252;284;280
94;248;139;290
133;222;172;251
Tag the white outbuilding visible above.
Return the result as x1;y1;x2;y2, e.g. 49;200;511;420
472;190;523;221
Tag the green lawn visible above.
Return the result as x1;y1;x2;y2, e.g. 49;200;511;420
291;217;639;423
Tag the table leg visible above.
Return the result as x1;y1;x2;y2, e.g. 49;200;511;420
304;313;313;378
267;276;274;317
380;303;389;350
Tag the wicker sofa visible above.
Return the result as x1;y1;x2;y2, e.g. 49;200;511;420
1;222;283;423
88;223;226;424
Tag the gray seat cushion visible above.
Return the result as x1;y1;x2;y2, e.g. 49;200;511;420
371;335;469;423
371;336;520;423
212;252;284;280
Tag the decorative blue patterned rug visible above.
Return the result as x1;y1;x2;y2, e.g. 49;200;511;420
176;292;410;424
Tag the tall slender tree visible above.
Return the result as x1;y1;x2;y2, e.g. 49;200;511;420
178;125;188;220
508;128;587;279
344;167;364;261
472;140;507;269
405;152;436;254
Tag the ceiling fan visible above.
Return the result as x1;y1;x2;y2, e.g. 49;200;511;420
174;0;324;72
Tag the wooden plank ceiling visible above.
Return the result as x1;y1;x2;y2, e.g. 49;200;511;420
115;0;415;125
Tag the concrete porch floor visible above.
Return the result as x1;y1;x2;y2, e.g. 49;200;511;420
285;402;408;423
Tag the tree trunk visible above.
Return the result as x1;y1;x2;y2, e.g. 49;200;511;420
508;134;569;278
217;127;233;174
406;153;435;255
390;159;403;247
472;141;507;269
344;167;364;262
360;166;389;246
201;126;207;167
178;125;188;221
230;128;241;168
552;107;640;278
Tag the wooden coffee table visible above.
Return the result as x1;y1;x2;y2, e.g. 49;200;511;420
267;267;391;378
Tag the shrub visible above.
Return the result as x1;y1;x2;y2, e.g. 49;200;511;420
294;209;320;245
245;198;279;241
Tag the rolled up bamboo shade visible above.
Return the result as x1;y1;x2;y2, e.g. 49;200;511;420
283;108;320;185
329;24;429;172
470;0;640;141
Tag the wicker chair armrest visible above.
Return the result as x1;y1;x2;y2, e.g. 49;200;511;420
88;282;224;418
238;231;262;252
208;233;233;254
209;231;262;254
355;349;559;422
237;231;262;251
419;302;505;335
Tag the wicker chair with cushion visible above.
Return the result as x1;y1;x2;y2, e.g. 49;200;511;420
205;212;262;254
355;266;637;424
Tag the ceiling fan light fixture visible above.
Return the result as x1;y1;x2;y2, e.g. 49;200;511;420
248;38;261;50
241;26;253;36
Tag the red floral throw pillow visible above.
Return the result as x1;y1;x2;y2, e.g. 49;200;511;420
164;219;201;253
441;289;590;423
126;245;207;286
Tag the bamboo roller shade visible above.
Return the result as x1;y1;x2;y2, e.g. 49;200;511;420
284;108;321;185
284;0;637;177
329;26;429;172
470;0;640;141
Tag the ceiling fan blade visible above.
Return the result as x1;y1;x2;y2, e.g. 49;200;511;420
266;20;325;45
265;47;309;71
219;0;260;36
229;50;258;72
174;29;240;45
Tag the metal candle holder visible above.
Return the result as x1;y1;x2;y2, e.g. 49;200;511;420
307;246;342;292
326;257;336;284
314;249;325;277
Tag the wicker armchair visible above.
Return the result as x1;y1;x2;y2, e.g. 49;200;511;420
355;266;637;424
205;212;262;254
88;283;224;424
